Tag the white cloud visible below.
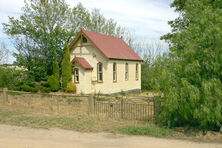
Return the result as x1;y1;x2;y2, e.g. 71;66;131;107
67;0;178;40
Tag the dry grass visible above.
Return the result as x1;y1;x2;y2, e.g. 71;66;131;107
4;93;89;114
0;104;147;133
0;103;221;143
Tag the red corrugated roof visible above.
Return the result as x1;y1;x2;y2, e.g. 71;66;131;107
70;30;143;61
71;57;93;69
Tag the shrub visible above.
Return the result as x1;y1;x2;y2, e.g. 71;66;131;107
39;86;51;93
0;67;29;90
47;75;59;92
65;82;76;93
21;84;38;92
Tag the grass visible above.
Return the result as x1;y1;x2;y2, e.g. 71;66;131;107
0;103;221;143
0;104;145;132
66;98;82;104
116;126;175;137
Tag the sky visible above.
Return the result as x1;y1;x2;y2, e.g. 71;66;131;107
0;0;178;63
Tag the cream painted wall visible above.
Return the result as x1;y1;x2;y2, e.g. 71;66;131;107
70;38;141;94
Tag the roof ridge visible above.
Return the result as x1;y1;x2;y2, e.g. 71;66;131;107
82;29;122;40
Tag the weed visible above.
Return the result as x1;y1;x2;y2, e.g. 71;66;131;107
66;98;82;104
116;126;175;137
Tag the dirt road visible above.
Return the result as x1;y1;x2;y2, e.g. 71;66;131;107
0;124;221;148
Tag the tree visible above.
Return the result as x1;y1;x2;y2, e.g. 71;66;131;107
158;0;222;130
61;43;72;89
132;40;169;90
0;42;9;64
3;1;134;81
53;57;59;80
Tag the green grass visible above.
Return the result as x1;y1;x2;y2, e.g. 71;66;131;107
116;126;175;137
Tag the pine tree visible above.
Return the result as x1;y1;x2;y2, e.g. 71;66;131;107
53;57;59;80
61;42;72;89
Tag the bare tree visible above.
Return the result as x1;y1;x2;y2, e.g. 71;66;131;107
0;42;9;64
132;39;169;65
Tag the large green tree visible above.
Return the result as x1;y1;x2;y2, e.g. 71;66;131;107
157;0;222;130
3;0;133;81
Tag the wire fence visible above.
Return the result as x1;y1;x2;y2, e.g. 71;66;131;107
0;88;160;121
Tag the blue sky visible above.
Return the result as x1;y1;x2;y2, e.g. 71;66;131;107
0;0;178;63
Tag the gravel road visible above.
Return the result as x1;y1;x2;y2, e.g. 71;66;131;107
0;124;221;148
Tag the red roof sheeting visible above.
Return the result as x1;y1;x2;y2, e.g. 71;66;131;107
72;30;143;61
72;57;93;69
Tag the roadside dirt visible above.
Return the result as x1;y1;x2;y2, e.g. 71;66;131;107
0;124;221;148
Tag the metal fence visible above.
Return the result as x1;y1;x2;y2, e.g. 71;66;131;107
91;95;158;121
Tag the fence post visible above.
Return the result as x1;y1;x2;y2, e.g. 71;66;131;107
88;94;94;114
3;88;8;103
153;96;158;117
121;97;124;119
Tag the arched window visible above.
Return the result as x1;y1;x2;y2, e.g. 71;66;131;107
113;63;117;82
74;68;79;83
97;62;103;82
125;63;129;81
136;63;139;80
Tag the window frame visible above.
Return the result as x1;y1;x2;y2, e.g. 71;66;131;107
136;63;139;81
113;62;117;83
125;63;129;81
74;68;79;83
97;62;103;83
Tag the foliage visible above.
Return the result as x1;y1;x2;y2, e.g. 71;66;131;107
47;75;59;92
0;66;29;90
39;86;51;93
156;0;222;131
65;82;76;93
53;57;60;81
120;90;126;96
135;40;169;91
3;0;133;81
62;43;72;89
0;42;9;64
21;84;38;93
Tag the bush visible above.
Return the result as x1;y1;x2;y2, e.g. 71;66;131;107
21;84;38;92
47;75;59;92
65;82;76;93
39;86;51;93
0;67;29;90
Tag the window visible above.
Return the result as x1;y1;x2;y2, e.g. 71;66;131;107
74;68;79;83
97;62;103;82
113;63;117;82
125;63;129;80
82;36;87;43
136;63;139;80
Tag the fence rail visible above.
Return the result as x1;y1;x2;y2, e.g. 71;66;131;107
90;95;158;121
